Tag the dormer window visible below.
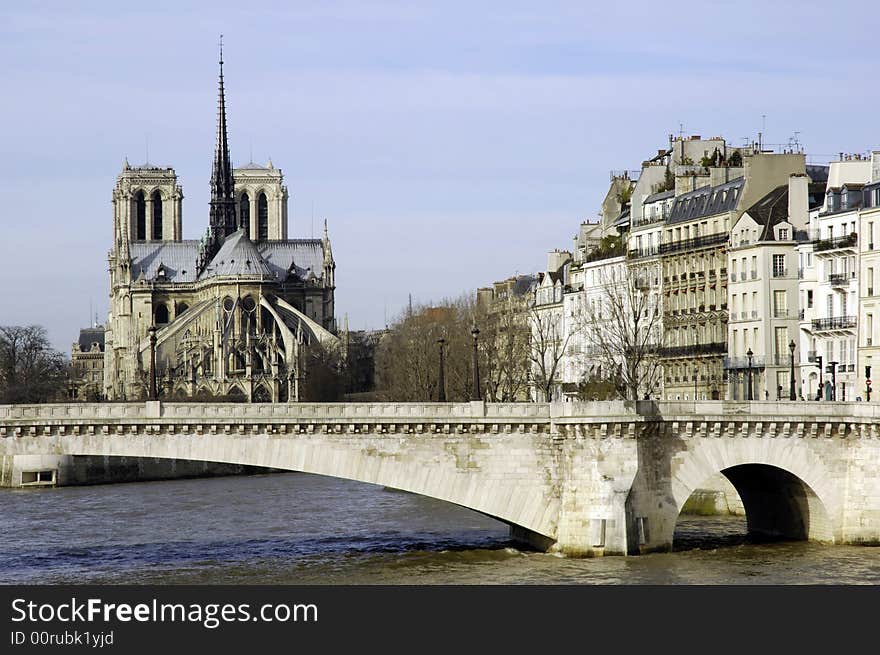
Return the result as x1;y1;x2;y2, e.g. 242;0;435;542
779;228;789;241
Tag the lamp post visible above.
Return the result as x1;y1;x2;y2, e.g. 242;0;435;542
437;338;447;402
789;340;797;400
148;325;158;401
470;324;481;401
747;348;753;401
829;361;838;401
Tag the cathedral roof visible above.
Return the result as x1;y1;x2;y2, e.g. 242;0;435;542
258;240;325;282
128;236;325;284
201;229;274;279
130;241;200;282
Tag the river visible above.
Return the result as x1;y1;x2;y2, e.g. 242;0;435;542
2;472;878;584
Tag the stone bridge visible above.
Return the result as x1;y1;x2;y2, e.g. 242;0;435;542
1;400;879;556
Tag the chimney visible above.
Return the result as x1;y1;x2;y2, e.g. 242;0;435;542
788;174;808;229
547;249;572;274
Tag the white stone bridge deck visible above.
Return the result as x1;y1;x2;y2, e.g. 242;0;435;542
2;400;879;556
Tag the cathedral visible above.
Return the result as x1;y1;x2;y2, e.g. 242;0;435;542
103;47;337;402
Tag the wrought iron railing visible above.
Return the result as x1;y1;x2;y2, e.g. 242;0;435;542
811;316;857;331
658;232;728;256
813;233;857;252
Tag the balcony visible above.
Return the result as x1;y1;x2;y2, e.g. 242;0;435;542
813;233;858;252
658;342;727;358
772;269;789;279
811;316;857;331
773;309;790;318
751;270;758;280
770;354;794;366
828;273;850;287
658;232;728;256
723;355;765;370
807;350;818;362
628;245;659;260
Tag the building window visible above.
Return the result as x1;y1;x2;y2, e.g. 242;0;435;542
779;228;788;240
134;191;146;240
257;192;269;240
868;268;874;297
239;193;250;232
772;254;785;277
807;289;813;308
155;303;169;325
151;190;162;240
868;314;874;347
773;290;787;318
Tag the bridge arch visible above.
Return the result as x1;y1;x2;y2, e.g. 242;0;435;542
630;435;840;553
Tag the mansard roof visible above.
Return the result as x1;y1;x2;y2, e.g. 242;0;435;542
667;177;745;225
643;189;675;204
742;185;789;241
76;327;105;352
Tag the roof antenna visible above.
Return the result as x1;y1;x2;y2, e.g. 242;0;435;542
311;200;314;238
249;139;253;165
145;134;149;166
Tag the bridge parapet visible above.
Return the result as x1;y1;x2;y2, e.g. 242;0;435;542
0;401;551;421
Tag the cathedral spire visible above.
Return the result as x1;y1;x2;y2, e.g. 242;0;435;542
207;35;238;262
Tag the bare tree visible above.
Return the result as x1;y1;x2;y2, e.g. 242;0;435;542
374;295;480;402
527;305;576;402
580;267;663;400
478;298;531;402
0;325;68;403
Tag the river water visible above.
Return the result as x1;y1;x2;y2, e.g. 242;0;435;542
2;472;878;585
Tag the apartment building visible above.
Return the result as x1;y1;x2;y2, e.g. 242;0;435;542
726;177;808;400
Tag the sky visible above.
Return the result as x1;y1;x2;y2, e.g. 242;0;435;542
1;1;878;354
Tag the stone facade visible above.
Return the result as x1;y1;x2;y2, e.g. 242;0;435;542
103;56;337;403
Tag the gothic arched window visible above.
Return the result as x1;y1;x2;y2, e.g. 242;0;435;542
239;192;250;233
151;190;163;240
257;192;269;240
155;303;169;325
134;191;146;240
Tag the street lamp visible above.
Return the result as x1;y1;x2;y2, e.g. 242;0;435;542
470;324;481;401
747;348;754;401
437;338;447;402
829;361;838;401
148;325;158;401
789;340;797;400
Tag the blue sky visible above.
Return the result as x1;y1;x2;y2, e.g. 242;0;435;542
1;1;878;353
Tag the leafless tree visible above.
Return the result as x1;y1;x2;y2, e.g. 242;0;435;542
527;305;576;402
477;298;531;402
374;295;482;402
579;267;663;400
0;325;68;403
